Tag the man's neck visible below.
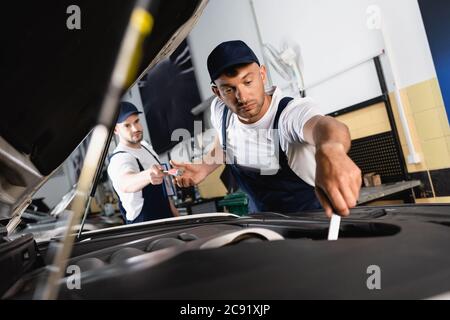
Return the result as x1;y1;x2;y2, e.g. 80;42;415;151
120;140;142;149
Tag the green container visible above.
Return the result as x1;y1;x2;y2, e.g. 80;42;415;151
218;192;249;216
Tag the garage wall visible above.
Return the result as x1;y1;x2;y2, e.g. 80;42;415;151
335;78;450;203
391;79;450;203
189;0;265;101
189;0;437;112
335;102;391;141
419;0;450;124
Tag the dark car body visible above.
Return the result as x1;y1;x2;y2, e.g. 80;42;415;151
1;0;450;300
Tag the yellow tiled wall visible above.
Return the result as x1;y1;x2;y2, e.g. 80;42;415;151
337;78;450;203
336;102;391;140
403;79;450;171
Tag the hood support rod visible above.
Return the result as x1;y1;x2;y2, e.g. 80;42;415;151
34;0;160;300
76;126;115;240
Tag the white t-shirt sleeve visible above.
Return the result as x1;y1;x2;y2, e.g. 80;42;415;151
278;97;323;144
107;153;139;189
107;151;145;221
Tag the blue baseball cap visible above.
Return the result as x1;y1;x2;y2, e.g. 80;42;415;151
207;40;260;82
117;101;142;123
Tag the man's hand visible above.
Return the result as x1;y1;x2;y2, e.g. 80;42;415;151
148;164;165;185
314;142;362;218
303;115;361;218
170;160;214;188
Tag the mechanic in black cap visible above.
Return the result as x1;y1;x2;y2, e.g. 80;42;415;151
171;40;361;217
107;101;179;224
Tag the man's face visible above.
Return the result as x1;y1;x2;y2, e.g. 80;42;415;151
114;113;143;145
212;63;267;123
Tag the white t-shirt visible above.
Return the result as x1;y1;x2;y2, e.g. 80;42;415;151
107;140;160;221
210;87;322;186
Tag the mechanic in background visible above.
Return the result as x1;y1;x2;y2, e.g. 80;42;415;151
108;102;179;224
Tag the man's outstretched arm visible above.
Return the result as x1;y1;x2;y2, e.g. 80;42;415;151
303;115;362;217
117;164;166;193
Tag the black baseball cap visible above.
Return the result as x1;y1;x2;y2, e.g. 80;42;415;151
117;101;142;123
207;40;260;82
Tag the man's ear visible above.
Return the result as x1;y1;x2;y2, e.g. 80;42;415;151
114;124;119;135
211;85;221;99
260;65;267;83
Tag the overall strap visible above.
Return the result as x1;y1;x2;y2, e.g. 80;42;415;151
139;144;167;197
273;97;294;130
141;144;161;165
109;151;128;161
221;107;229;152
273;97;294;164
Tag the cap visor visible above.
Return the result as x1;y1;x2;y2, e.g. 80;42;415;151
211;58;259;82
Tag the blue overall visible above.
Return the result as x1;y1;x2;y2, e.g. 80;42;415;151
109;145;172;224
222;97;321;214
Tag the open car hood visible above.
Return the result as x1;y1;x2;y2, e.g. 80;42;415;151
0;0;208;221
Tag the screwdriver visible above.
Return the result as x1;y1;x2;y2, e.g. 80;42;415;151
161;168;184;177
327;214;341;241
317;187;342;241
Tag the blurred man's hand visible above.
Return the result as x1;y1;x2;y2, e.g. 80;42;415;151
148;164;165;185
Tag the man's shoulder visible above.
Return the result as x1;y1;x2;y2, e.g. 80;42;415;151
140;140;152;149
285;96;317;108
112;141;152;155
210;97;227;130
141;140;160;160
279;96;322;119
210;96;226;113
109;147;136;165
107;151;139;178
